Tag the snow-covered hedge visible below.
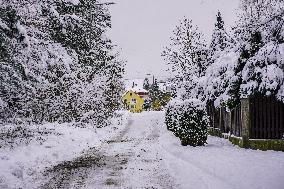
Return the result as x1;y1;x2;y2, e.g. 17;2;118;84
165;99;209;146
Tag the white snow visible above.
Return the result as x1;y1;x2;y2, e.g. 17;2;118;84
1;111;284;189
0;111;129;189
161;133;284;189
125;79;148;93
158;82;167;92
0;18;9;30
16;21;30;50
86;111;284;189
0;97;7;111
63;0;80;5
157;112;284;189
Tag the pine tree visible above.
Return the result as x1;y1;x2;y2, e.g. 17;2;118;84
143;78;150;90
162;18;208;100
149;79;160;102
209;11;233;64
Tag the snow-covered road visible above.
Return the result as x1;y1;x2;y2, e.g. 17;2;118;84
40;111;284;189
41;111;176;189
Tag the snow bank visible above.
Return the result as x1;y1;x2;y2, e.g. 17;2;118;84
0;111;129;189
159;129;284;189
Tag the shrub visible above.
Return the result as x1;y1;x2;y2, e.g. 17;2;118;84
165;98;209;146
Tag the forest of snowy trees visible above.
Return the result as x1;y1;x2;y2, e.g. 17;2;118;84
163;0;284;108
0;0;124;126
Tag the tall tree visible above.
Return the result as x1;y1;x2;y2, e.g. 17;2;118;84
0;0;124;126
203;0;284;108
162;18;208;100
209;11;233;64
143;78;150;90
233;0;284;104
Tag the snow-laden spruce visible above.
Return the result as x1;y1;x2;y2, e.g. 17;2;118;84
203;0;284;107
0;0;124;126
165;98;209;146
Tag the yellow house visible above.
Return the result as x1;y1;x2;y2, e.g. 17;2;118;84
122;90;146;113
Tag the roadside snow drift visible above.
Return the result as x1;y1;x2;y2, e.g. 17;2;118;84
0;112;129;189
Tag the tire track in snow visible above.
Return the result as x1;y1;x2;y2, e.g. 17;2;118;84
40;112;177;189
40;116;134;189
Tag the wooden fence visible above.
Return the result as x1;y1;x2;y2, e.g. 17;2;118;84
230;104;242;137
207;96;284;140
250;96;284;139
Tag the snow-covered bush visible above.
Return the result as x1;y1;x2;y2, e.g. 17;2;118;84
165;99;209;146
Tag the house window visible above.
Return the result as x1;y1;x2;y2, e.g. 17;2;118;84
131;98;137;103
131;105;135;109
130;93;132;96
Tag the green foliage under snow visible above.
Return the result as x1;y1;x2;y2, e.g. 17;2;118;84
165;99;209;146
0;0;125;126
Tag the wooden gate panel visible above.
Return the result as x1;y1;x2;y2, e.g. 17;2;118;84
250;96;284;139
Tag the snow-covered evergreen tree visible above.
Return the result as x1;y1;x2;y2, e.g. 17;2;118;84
163;18;210;146
166;99;209;146
218;0;284;107
201;11;236;106
209;11;233;64
0;0;124;126
237;0;284;101
162;18;208;100
203;0;284;108
143;78;150;90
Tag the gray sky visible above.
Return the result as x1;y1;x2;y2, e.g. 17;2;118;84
108;0;240;80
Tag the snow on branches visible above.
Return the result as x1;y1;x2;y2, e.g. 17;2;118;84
166;98;209;146
162;18;208;100
0;0;124;126
164;0;284;109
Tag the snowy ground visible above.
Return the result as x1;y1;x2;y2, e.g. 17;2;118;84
0;111;129;189
1;111;284;189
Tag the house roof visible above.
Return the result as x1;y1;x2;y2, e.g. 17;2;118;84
125;79;148;93
158;82;167;92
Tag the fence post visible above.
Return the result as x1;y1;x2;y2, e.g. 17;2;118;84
241;98;250;148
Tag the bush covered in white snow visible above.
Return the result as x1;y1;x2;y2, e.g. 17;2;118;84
165;99;209;146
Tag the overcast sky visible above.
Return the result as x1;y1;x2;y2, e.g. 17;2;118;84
108;0;240;80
